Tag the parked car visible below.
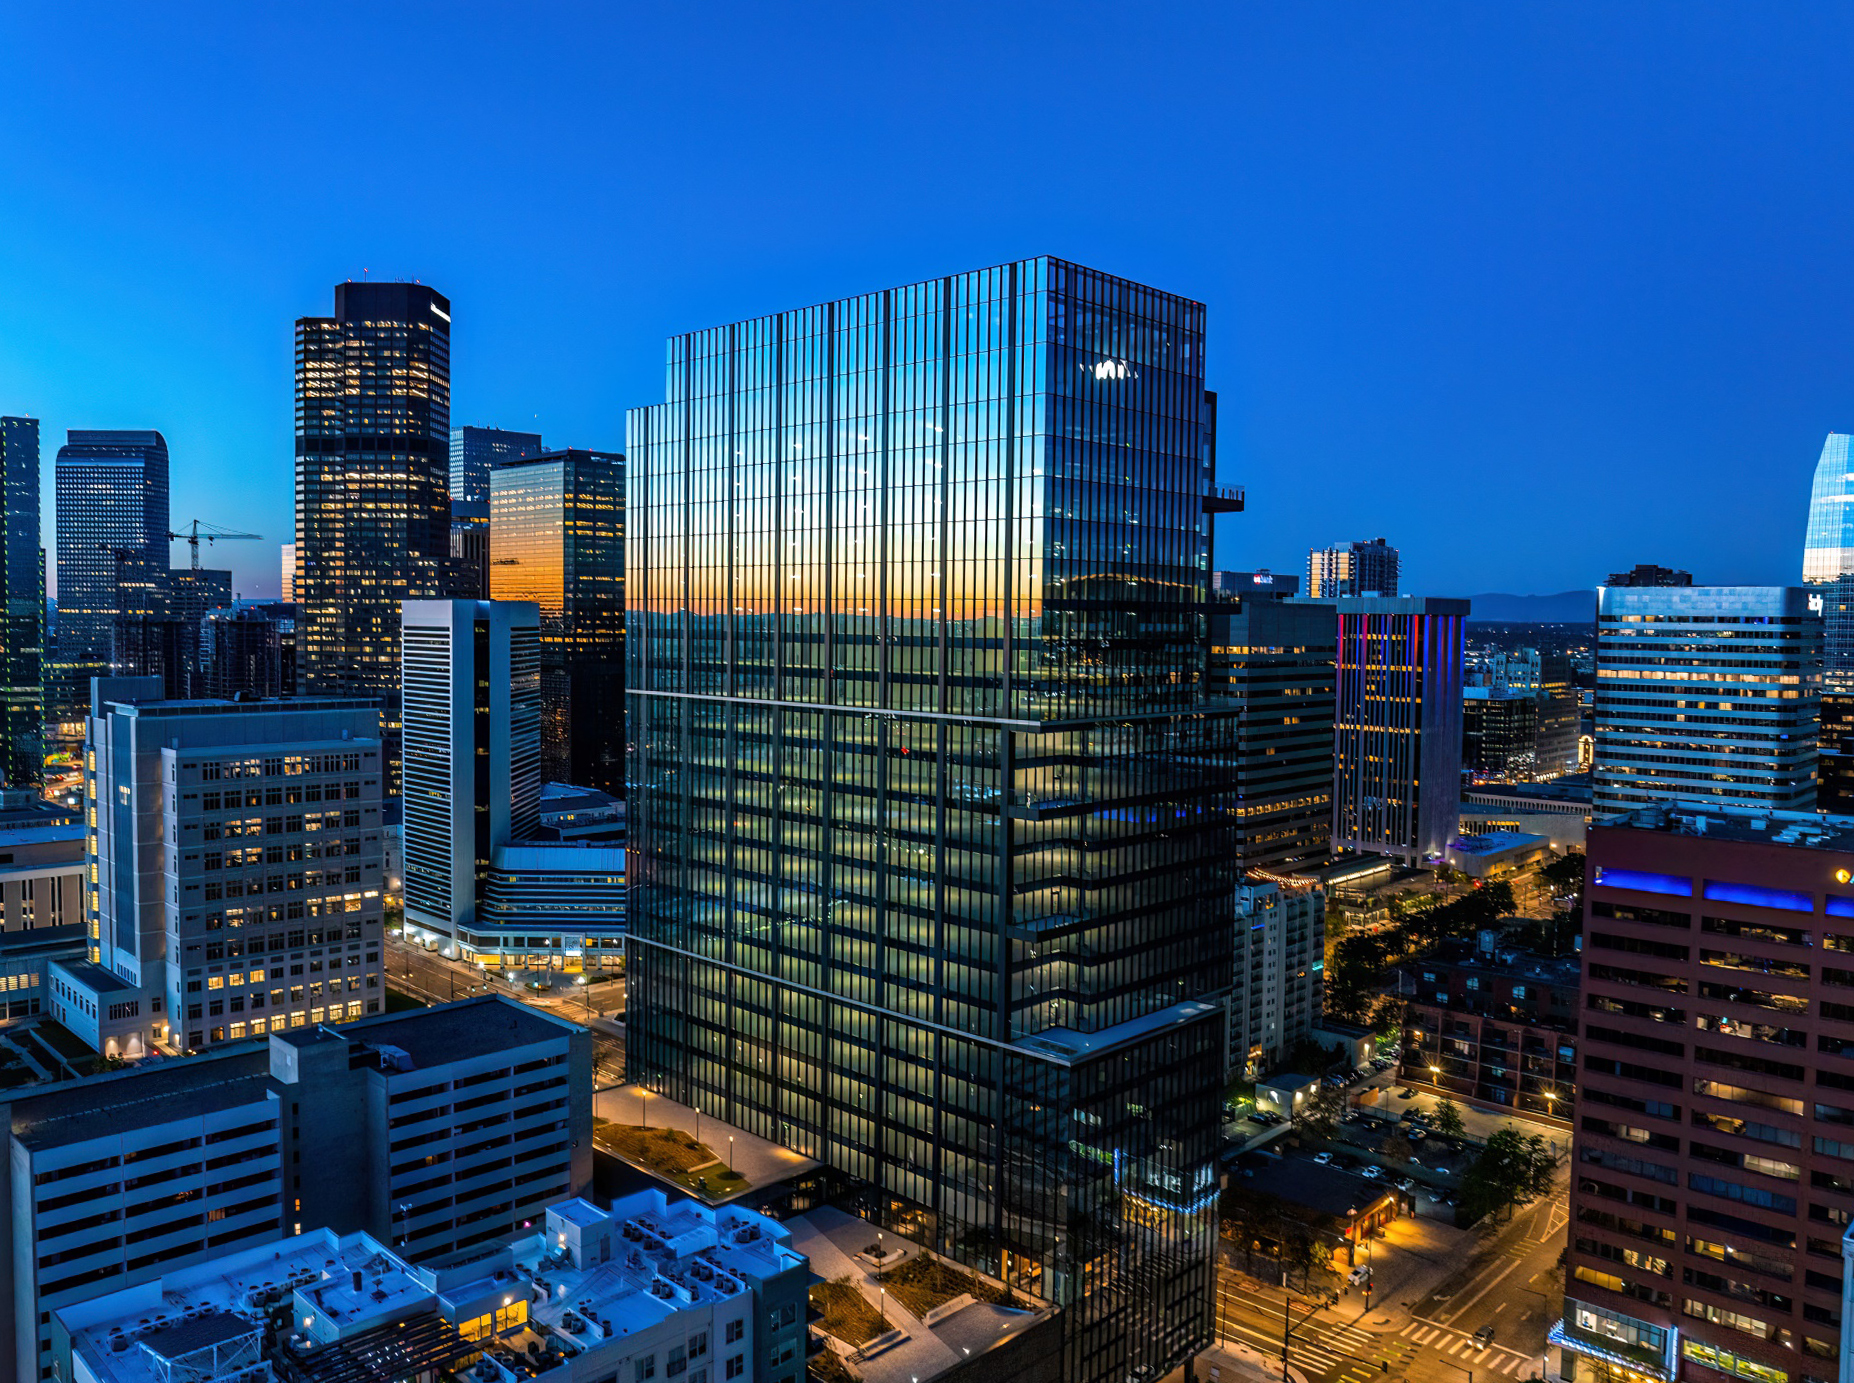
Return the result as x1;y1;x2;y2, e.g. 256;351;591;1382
1408;1128;1428;1142
1313;1151;1334;1165
1394;1176;1416;1190
1347;1264;1372;1285
1359;1165;1384;1180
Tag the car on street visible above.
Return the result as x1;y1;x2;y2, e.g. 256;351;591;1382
1473;1325;1496;1347
1313;1151;1333;1165
1407;1128;1427;1142
1347;1264;1372;1285
1359;1165;1384;1180
1394;1176;1415;1190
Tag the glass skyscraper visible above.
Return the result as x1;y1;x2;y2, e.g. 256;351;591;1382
626;257;1232;1382
51;429;170;723
490;449;625;795
295;283;453;790
449;424;544;509
0;418;43;786
1593;585;1820;813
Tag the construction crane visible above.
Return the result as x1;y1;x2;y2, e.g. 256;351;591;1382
168;519;262;571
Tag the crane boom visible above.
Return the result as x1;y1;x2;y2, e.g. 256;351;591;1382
167;519;262;570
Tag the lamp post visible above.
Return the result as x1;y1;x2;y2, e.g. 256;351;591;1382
578;973;589;1018
727;1134;734;1172
639;1087;649;1131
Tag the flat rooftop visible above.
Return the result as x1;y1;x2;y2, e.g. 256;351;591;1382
338;995;577;1069
1599;803;1854;852
9;1046;272;1150
1240;1156;1398;1219
1448;831;1549;856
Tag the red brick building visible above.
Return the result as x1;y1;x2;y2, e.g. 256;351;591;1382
1558;806;1853;1383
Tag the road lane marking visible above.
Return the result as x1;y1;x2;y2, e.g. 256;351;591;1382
1400;1323;1418;1337
1445;1339;1467;1355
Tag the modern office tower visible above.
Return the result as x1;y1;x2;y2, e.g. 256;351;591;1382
164;566;233;697
1207;593;1336;870
449;424;543;508
490;448;626;794
50;430;169;723
1464;684;1539;779
1307;537;1399;598
1557;804;1854;1383
1226;878;1325;1078
1803;432;1854;693
401;601;540;949
295;283;454;791
0;793;86;1026
54;1188;799;1383
0;994;591;1382
62;677;385;1056
280;541;295;601
626;257;1233;1383
1330;596;1468;864
1593;586;1821;816
0;419;43;786
1397;936;1578;1120
449;498;490;597
1535;650;1581;775
1822;695;1854;812
203;602;297;699
1606;562;1695;588
476;840;628;976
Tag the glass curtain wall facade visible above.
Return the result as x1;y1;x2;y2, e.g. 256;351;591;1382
0;419;43;786
295;283;453;792
626;257;1231;1383
450;425;543;509
1593;587;1821;815
51;430;170;724
1802;432;1854;694
490;450;626;795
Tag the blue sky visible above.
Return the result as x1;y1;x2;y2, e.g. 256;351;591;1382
3;3;1852;599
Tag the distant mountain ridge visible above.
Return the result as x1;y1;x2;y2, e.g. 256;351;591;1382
1465;590;1596;623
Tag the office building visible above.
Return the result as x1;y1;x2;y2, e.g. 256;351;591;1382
1464;685;1539;779
1803;432;1854;694
0;418;43;786
449;498;490;597
53;1188;801;1383
1397;935;1577;1120
626;257;1232;1383
1308;537;1399;598
477;841;627;975
1207;592;1336;870
0;994;591;1382
295;283;453;791
1466;647;1579;780
1593;586;1820;816
449;424;543;509
1213;568;1299;598
202;602;297;699
1556;805;1854;1383
51;430;169;723
401;600;540;948
166;565;234;696
1821;695;1854;812
1606;563;1695;589
0;791;86;1026
1331;595;1469;864
62;678;385;1056
280;542;295;601
1227;877;1325;1078
490;448;626;794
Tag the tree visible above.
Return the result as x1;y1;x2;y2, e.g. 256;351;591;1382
1459;1127;1556;1223
1431;1097;1465;1139
1297;1081;1347;1141
1540;852;1586;898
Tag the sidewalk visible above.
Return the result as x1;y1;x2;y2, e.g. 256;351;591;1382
1162;1340;1307;1383
1339;1212;1490;1332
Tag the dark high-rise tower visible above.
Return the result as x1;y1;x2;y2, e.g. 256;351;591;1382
450;425;543;509
51;430;169;723
490;449;624;794
0;419;43;786
627;258;1234;1383
295;282;453;788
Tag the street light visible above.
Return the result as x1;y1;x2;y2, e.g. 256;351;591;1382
727;1134;734;1172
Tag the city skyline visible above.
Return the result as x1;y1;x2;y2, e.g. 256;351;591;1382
7;8;1854;598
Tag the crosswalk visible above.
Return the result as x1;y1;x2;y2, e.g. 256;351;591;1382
1214;1310;1391;1375
1399;1320;1535;1374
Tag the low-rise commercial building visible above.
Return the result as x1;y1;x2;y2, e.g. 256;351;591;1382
1444;830;1552;880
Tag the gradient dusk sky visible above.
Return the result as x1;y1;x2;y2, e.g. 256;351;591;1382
3;3;1853;599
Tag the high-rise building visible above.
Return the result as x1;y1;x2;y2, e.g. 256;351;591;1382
0;419;43;786
202;602;296;699
1330;596;1468;863
490;448;625;794
1557;803;1854;1383
50;430;169;723
401;601;540;949
1803;432;1854;694
1208;592;1335;870
1308;537;1399;598
295;283;454;790
64;677;386;1056
626;257;1232;1383
449;499;490;597
167;565;234;696
1822;694;1854;812
280;541;295;601
0;994;591;1382
1465;647;1580;780
449;424;543;509
1593;586;1820;815
1606;563;1695;588
1463;684;1539;779
1226;878;1325;1078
